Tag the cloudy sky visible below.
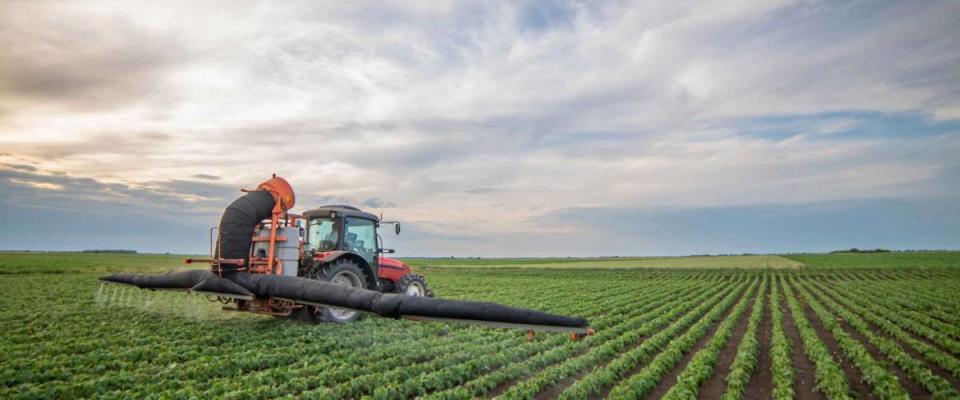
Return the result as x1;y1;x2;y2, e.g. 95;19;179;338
1;0;958;256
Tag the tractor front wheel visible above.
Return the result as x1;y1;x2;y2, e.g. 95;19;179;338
310;259;369;324
396;273;434;297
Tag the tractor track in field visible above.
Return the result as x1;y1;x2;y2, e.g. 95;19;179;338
695;285;758;399
777;279;825;400
797;285;877;400
742;282;774;400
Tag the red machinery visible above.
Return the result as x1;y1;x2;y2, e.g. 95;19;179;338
102;175;592;337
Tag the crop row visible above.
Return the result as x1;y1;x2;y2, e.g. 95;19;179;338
499;275;749;399
789;276;908;399
768;272;794;400
780;275;851;400
801;277;960;399
831;281;960;352
660;277;764;399
721;275;768;400
427;275;726;399
600;280;755;399
4;267;960;400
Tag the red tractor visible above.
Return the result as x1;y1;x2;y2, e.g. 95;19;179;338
105;175;590;337
297;205;432;323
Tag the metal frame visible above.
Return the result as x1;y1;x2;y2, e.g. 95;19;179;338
192;291;254;301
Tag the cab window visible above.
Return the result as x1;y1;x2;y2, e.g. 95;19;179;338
345;217;377;265
306;217;339;251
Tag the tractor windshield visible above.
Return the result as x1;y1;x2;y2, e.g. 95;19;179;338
306;217;339;251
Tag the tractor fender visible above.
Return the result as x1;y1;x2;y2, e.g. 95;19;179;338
313;251;379;290
377;256;412;283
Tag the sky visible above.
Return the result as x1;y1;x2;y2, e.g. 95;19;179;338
1;0;959;257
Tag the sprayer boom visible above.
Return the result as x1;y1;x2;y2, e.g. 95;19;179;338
98;175;591;336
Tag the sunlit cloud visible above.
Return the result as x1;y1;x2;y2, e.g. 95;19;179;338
8;178;64;191
1;1;958;255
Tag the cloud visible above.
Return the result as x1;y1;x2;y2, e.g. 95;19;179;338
0;168;236;217
0;1;958;254
2;163;37;172
362;197;397;208
0;3;188;115
8;177;64;191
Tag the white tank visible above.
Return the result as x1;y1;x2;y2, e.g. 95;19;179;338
252;226;301;277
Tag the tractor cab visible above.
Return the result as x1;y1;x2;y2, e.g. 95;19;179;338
301;205;421;287
303;205;381;267
299;205;428;322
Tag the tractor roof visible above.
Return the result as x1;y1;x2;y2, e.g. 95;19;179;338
302;205;379;222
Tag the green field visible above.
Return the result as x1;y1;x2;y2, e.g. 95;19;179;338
2;252;959;399
405;255;803;269
0;252;189;274
4;251;958;273
784;251;960;269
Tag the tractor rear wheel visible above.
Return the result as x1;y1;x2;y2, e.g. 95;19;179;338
396;273;434;297
309;259;369;324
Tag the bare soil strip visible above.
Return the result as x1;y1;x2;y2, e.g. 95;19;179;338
696;287;759;399
834;284;960;357
796;286;876;400
814;282;960;389
487;285;676;397
641;287;750;400
801;277;929;398
532;345;596;400
524;285;719;399
742;282;774;400
777;278;825;400
839;314;929;397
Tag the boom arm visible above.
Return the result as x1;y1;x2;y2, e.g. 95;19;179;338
100;270;590;333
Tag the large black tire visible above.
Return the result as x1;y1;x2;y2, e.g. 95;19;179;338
308;259;369;324
395;273;434;297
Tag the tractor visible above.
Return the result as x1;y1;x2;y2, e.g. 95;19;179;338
296;205;432;323
102;175;591;338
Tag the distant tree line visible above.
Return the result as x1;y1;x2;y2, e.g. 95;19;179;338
81;250;138;254
830;248;890;253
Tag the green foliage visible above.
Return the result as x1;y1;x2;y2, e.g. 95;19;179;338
602;280;755;399
660;279;761;400
784;251;960;269
0;252;194;274
790;276;908;399
720;275;768;400
769;274;795;400
405;255;803;269
3;253;960;399
780;275;852;400
803;277;960;399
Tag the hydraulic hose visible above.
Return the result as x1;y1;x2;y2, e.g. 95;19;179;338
216;190;276;271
